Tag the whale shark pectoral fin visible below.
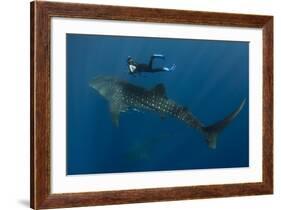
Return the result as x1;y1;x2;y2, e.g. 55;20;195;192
111;110;120;127
151;83;167;97
109;102;124;127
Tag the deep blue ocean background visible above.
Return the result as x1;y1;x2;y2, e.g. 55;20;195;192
66;33;249;175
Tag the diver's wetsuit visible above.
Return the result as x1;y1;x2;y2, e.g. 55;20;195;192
127;54;176;75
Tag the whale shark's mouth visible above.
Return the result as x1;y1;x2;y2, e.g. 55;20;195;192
90;76;119;99
90;76;111;90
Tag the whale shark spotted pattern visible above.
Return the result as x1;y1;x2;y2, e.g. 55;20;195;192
90;76;245;149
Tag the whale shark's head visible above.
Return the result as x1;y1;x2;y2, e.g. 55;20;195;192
90;76;118;99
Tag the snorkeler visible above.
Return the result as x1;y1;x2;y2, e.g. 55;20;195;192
127;54;176;75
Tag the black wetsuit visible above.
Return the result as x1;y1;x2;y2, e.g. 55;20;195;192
128;54;176;75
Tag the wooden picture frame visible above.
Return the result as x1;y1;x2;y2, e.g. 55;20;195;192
30;1;273;209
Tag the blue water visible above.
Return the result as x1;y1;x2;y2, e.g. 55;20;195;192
66;33;249;175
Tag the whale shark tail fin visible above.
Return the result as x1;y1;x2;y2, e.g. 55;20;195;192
202;99;246;149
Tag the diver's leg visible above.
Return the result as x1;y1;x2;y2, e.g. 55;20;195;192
148;56;154;69
148;54;165;69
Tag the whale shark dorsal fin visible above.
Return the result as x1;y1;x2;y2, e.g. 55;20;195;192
151;83;166;97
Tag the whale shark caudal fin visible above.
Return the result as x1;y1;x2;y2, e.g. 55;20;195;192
202;99;246;149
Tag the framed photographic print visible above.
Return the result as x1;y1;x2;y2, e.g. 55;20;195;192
30;1;273;209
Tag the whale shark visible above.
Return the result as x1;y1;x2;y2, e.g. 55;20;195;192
90;76;245;149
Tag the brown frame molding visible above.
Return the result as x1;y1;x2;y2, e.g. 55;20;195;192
30;1;273;209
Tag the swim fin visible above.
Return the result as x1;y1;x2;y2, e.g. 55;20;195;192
163;64;176;72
